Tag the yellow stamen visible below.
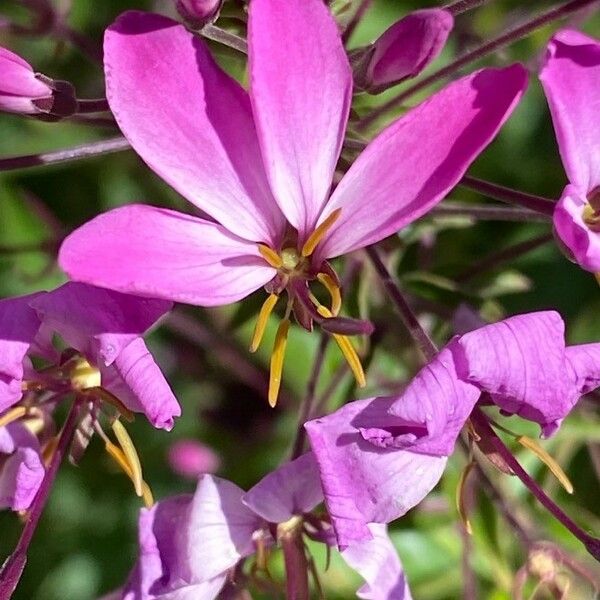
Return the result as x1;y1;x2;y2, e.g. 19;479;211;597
268;319;290;407
42;435;60;467
250;294;279;353
301;208;342;257
70;357;101;390
456;461;476;534
317;273;342;316
105;441;154;507
112;420;144;497
87;387;135;422
258;243;283;268
517;435;574;494
0;406;27;429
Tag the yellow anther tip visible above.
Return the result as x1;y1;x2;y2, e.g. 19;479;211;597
301;208;342;257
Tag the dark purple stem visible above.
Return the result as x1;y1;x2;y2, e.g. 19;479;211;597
357;0;598;130
471;408;600;563
0;137;130;171
443;0;492;15
76;98;110;113
0;401;80;599
459;176;556;216
432;202;550;222
342;0;373;44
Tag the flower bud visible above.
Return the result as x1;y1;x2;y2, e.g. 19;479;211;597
353;9;453;94
0;47;77;118
176;0;223;26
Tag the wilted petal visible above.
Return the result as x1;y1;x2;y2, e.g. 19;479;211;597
102;338;180;430
243;453;323;523
248;0;352;237
540;29;600;193
305;398;447;547
341;524;412;600
316;65;528;259
566;343;600;395
364;9;453;93
30;282;171;367
59;205;275;307
104;11;284;244
553;184;600;272
453;311;578;433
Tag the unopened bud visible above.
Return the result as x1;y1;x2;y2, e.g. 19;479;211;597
176;0;223;26
354;9;453;94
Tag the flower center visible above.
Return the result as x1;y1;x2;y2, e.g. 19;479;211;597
582;203;600;232
280;246;303;272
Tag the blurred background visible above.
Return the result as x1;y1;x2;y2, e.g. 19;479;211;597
1;0;600;598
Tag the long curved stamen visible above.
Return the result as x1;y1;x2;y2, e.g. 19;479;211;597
258;243;283;268
269;318;290;407
456;461;476;534
301;208;342;257
112;419;144;497
317;272;342;316
250;293;279;352
0;406;27;429
104;441;154;507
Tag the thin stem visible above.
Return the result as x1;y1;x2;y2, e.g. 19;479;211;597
365;245;437;361
0;401;80;599
76;98;110;113
460;176;556;216
471;408;600;562
201;24;248;54
312;363;349;417
357;0;597;130
0;137;130;171
443;0;493;16
432;202;550;222
342;0;373;44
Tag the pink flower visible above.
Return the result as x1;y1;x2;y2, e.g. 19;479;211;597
540;29;600;272
175;0;222;25
167;439;221;478
59;1;526;404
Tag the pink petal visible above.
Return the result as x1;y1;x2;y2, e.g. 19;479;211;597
248;0;352;237
366;9;453;93
59;205;275;307
0;447;44;511
104;11;284;244
242;453;323;523
341;524;412;600
29;282;171;367
566;343;600;395
553;184;600;272
102;338;181;430
540;29;600;193
316;64;528;259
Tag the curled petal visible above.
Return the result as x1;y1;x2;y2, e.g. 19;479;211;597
565;343;600;396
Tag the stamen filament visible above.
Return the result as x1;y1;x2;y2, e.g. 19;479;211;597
317;273;342;316
112;420;143;497
268;319;290;407
87;387;135;422
0;406;27;429
250;293;279;353
105;441;154;507
258;243;283;268
517;435;574;495
456;461;476;534
301;208;342;257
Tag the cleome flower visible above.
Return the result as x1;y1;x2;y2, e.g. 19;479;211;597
59;0;527;406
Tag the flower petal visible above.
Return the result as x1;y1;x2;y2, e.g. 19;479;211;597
305;398;447;547
248;0;352;237
316;64;528;259
102;338;180;430
565;342;600;395
553;184;600;272
242;453;323;523
341;524;412;600
29;282;171;367
104;11;284;243
59;205;275;307
540;29;600;193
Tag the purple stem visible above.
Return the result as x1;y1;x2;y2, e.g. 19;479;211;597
357;0;598;130
0;401;80;600
443;0;493;15
471;408;600;563
432;202;550;222
76;98;110;113
342;0;373;44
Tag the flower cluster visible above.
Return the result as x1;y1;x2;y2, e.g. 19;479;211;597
1;0;599;598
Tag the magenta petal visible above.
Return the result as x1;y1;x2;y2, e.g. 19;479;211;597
566;343;600;395
341;524;412;600
366;9;453;93
59;205;275;307
102;338;180;430
104;11;284;244
248;0;352;237
242;453;323;523
305;398;447;547
540;29;600;193
454;311;578;432
29;282;171;366
553;184;600;272
316;64;528;259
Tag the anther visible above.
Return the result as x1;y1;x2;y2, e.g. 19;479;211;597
105;441;154;507
258;243;283;268
0;406;27;429
112;419;144;497
317;272;342;316
250;294;279;353
301;208;342;257
268;318;290;407
70;357;101;390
